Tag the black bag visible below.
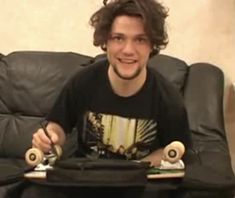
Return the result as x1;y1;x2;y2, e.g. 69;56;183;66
0;164;24;186
0;159;31;186
45;158;149;187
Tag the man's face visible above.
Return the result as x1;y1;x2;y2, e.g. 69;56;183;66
106;15;152;80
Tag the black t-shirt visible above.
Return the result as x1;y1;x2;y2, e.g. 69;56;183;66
47;59;191;159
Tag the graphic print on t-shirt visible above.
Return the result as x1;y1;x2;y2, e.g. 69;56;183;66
84;111;157;159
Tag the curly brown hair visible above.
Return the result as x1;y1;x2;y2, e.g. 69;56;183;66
89;0;168;56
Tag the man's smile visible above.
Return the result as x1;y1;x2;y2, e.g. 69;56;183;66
118;58;137;64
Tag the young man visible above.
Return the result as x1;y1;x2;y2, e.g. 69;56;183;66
20;1;192;197
32;0;191;167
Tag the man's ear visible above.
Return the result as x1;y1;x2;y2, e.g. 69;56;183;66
101;44;107;51
103;0;108;5
103;0;115;5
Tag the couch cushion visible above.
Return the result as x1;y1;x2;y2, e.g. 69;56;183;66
0;51;92;158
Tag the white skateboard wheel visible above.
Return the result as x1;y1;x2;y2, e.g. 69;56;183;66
53;144;62;159
163;141;185;163
25;148;44;166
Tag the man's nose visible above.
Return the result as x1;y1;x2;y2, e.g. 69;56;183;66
122;41;135;54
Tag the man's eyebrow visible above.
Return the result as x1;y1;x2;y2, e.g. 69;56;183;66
133;34;149;39
136;34;148;37
109;33;125;38
110;32;124;35
110;33;148;37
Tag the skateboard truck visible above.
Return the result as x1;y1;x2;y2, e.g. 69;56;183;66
24;145;62;179
25;122;62;169
25;145;62;170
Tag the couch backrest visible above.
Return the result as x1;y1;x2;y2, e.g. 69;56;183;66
148;54;189;94
0;51;92;157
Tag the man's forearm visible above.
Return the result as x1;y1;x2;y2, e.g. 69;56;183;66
141;148;164;167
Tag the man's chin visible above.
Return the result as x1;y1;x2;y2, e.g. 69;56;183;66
112;64;141;80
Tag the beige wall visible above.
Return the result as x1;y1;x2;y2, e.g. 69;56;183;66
0;0;235;166
0;0;234;81
164;0;235;82
0;0;234;80
0;0;102;56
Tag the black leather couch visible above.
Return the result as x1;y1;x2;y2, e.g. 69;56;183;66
0;51;234;197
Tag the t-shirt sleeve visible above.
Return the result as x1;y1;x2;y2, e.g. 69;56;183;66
46;74;85;134
157;79;192;149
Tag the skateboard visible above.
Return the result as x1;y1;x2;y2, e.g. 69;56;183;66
147;141;185;179
24;141;185;179
24;144;62;179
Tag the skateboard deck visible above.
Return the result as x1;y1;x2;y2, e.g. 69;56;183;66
147;167;185;179
24;170;47;179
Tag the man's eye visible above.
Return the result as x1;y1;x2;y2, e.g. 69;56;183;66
136;38;147;43
113;36;123;41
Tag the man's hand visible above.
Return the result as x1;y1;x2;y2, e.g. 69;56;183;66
141;148;164;167
32;122;65;153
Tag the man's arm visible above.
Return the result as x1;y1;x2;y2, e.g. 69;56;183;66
32;121;66;153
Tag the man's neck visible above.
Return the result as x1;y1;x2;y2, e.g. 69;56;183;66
108;67;147;97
